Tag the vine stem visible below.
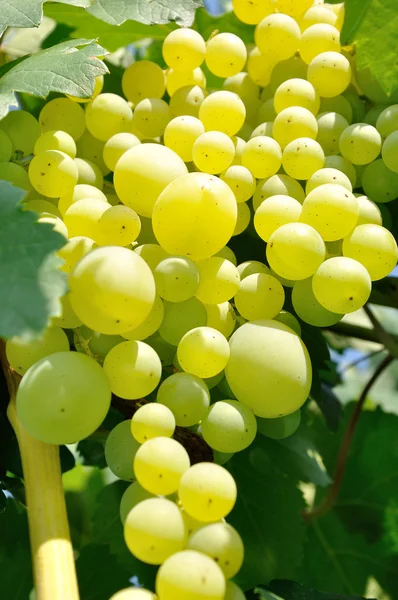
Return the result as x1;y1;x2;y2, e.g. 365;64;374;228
304;353;394;522
1;342;79;600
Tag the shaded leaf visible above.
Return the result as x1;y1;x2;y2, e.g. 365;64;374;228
276;433;332;488
75;544;132;600
341;0;372;45
253;579;374;600
0;0;43;36
0;499;33;599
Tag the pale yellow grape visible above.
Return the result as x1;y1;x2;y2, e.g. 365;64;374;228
195;257;240;305
316;111;349;154
69;246;156;334
122;295;164;342
306;168;352;193
274;78;320;115
300;5;338;29
282;137;324;180
223;72;260;101
199;91;246;137
299;24;340;64
164;116;204;162
255;14;300;61
122;60;166;104
331;2;345;29
169;85;206;118
274;310;302;336
52;294;82;329
292;277;343;326
301;183;359;241
205;33;247;78
233;202;251;236
64;198;108;240
166;67;206;96
177;327;230;378
362;158;398;203
163;28;205;70
103;133;141;171
232;0;273;24
269;56;308;93
179;462;237;522
231;136;246;165
250;122;274;139
76;130;109;175
34;130;76;158
237;261;270;279
58;183;107;216
97;205;141;246
74;157;104;188
134;243;169;272
324;154;357;187
187;521;244;578
110;588;155;600
205;302;236;338
382;130;398;172
308;51;351;97
247;47;275;87
134;437;190;495
153;172;237;261
58;236;96;273
131;403;175;444
256;98;277;124
202;399;257;455
241;136;282;178
0;109;40;156
313;257;372;313
320;95;353;123
114;143;187;218
220;165;256;204
29;150;78;198
104;420;139;481
192;131;235;175
159;297;207;345
154;256;200;302
254;195;302;242
225;581;246;600
24;199;61;219
132;98;170;138
215;246;237;265
157;372;210;426
342;224;398;280
6;327;69;376
339;123;382;166
120;481;153;524
376;104;398;139
39;98;85;140
253;174;305;211
273;106;318;149
85;93;132;141
234;273;285;320
276;0;313;17
356;195;382;225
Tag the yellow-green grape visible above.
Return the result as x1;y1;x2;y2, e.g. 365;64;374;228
319;95;353;123
342;224;398;281
232;0;273;24
269;56;308;93
166;67;206;97
164;116;205;162
69;246;156;334
234;273;285;320
306;168;352;194
134;243;169;272
253;174;305;211
274;78;320;115
103;340;161;399
382;130;398;172
58;236;96;273
162;28;206;70
356;195;382;225
156;550;226;600
301;183;358;241
299;23;340;64
308;51;351;97
120;481;153;524
67;74;104;103
255;13;301;60
157;372;210;426
6;327;69;376
324;154;357;187
215;246;237;265
250;121;274;139
74;157;104;188
256;98;277;124
122;60;166;104
316;111;349;154
220;165;256;204
232;202;251;236
39;98;85;141
29;150;78;197
177;327;230;378
282;137;325;180
225;581;246;600
109;588;155;600
76;130;109;175
124;497;187;565
247;47;275;87
131;403;175;443
134;437;190;495
313;256;372;313
275;0;313;17
254;195;302;242
292;277;343;326
97;205;141;246
52;294;82;329
205;33;247;78
181;509;208;536
24;199;61;218
115;143;187;218
0;129;12;162
169;85;206;118
195;257;240;305
153;172;237;261
237;260;270;279
122;295;164;341
0;110;40;156
274;310;301;336
300;5;338;30
17;352;111;444
339;123;382;165
231;136;246;165
192;131;235;175
362;158;398;203
74;326;123;363
205;302;236;338
201;399;257;454
132;98;170;138
64;198;108;240
223;72;260;101
154;256;200;302
34;130;76;158
187;521;244;578
39;214;68;238
85;93;132;141
273;106;318;149
241;136;282;178
105;420;139;481
376;104;398;139
199;91;246;137
159;297;207;346
103;132;141;171
58;183;107;216
257;410;301;439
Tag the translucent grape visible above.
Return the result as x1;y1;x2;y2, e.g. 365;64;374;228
274;78;320;114
6;326;69;376
361;159;398;203
234;272;285;320
306;168;352;194
162;28;206;70
282;137;324;180
254;195;302;242
300;5;338;30
122;295;164;341
146;333;175;367
24;198;61;219
177;327;230;378
247;47;275;87
105;420;140;481
199;91;246;137
316;111;349;155
356;195;382;226
131;403;175;443
39;98;85;140
319;95;353;123
97;205;141;246
257;410;301;439
169;85;206;118
382;130;398;173
122;60;166;104
215;246;237;265
132;98;170;138
376;104;398;139
292;277;343;326
164;116;205;162
154;256;200;302
241;136;282;178
205;33;247;78
0;110;40;155
34;130;76;158
166;67;206;96
134;244;169;272
58;236;96;273
120;481;153;524
39;214;68;238
324;154;357;187
220;165;256;203
58;183;107;216
307;51;352;97
52;294;82;329
255;14;301;60
85;93;132;141
223;72;260;101
201;399;257;454
256;98;277;123
192;131;235;174
253;174;305;211
74;157;104;188
205;302;236;338
195;257;240;305
134;437;190;495
29;150;78;197
225;581;247;600
231;204;250;234
339;123;382;165
237;261;270;279
274;310;301;336
342;224;398;281
110;588;155;600
269;56;308;93
157;372;210;426
76;130;109;175
0;129;12;162
299;24;340;64
159;297;207;346
63;198;108;240
275;0;313;17
232;0;273;24
103;132;141;171
250;122;274;139
187;521;244;578
74;326;123;363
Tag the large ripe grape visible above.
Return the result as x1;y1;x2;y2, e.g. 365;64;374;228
205;33;247;78
254;194;302;241
282;137;324;180
308;51;351;97
339;123;382;165
201;399;257;453
292;278;343;327
193;131;235;174
342;224;398;281
273;106;318;149
85;93;132;141
164;116;205;162
242;136;282;178
255;13;300;60
306;167;352;193
299;23;340;64
6;326;69;375
29;150;78;197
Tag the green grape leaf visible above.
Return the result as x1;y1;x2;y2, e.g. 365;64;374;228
55;0;92;6
273;434;332;488
340;0;372;45
0;38;108;118
0;0;44;36
87;0;203;26
253;579;374;600
0;499;33;599
370;276;398;309
0;181;67;339
75;544;132;600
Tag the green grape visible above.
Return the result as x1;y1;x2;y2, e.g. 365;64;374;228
382;130;398;172
356;195;382;225
156;550;226;600
237;260;270;279
169;85;207;118
131;403;175;444
103;340;161;399
157;372;210;426
319;95;353;123
201;399;257;454
339;123;382;165
292;277;343;327
134;437;190;495
316;111;349;155
29;150;78;197
103;132;141;171
225;581;247;600
282;137;325;180
24;198;62;219
16;352;111;444
146;333;175;367
34;130;76;158
361;159;398;203
232;0;273;24
122;60;166;104
6;326;70;376
76;130;110;175
97;205;141;246
273;106;318;149
74;157;104;188
299;23;340;64
255;98;277;124
300;183;359;241
312;256;372;313
257;410;301;439
110;587;155;600
220;165;256;204
267;222;325;280
134;244;169;272
205;32;247;78
120;481;153;524
179;463;237;522
166;67;206;96
274;78;320;115
306;168;352;194
132;98;170;138
195;257;240;305
0;129;14;161
233;201;251;236
0;109;40;155
0;162;32;193
64;198;108;240
192;131;235;174
247;47;275;87
52;294;83;329
122;295;164;341
241;136;282;178
235;273;285;321
105;420;140;481
85;93;132;141
163;28;205;70
69;246;156;334
269;56;308;93
114;143;187;218
154;256;200;302
58;236;96;273
215;246;237;265
159;297;207;346
58;183;107;216
74;326;123;363
152;172;237;261
300;5;338;30
164;116;205;162
376;104;398;139
225;320;312;417
205;302;236;338
223;72;260;101
187;522;244;578
255;14;300;60
39;98;85;140
324;154;357;187
253;174;305;211
177;327;230;378
250;121;274;139
213;450;234;466
308;51;351;97
342;224;398;281
199;91;246;137
255;195;302;242
274;310;301;336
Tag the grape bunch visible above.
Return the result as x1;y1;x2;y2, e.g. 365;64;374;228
3;0;398;598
